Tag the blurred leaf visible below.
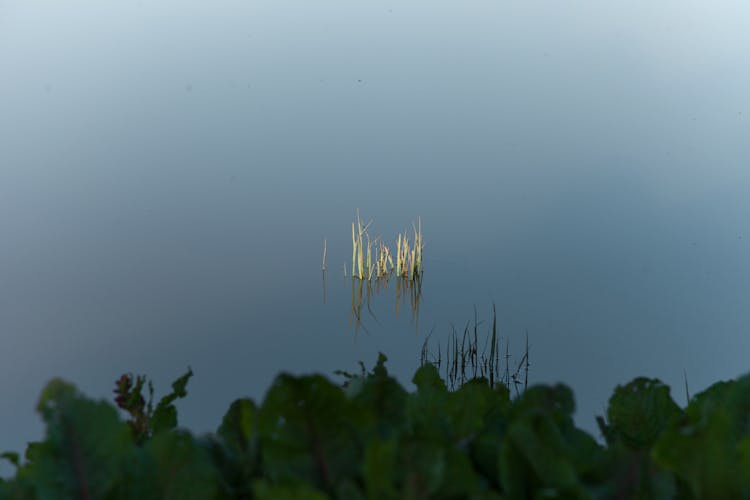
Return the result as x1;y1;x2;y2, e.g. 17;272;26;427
257;374;363;491
607;378;682;450
593;443;676;500
150;405;178;436
468;383;512;488
434;447;485;498
218;398;258;455
651;375;750;498
131;430;219;500
213;398;259;498
399;440;446;499
363;439;399;500
151;368;193;435
26;378;134;499
252;480;329;499
411;363;446;393
336;479;365;500
499;384;602;498
349;354;408;440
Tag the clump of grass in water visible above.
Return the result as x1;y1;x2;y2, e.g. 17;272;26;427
350;210;423;282
420;304;530;394
395;218;423;280
346;210;424;332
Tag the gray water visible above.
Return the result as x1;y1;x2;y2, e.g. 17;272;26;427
2;0;750;467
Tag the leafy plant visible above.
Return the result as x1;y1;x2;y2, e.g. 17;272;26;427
6;355;750;499
113;368;193;444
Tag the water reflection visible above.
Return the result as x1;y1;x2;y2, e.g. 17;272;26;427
322;270;327;304
349;275;422;333
395;273;422;329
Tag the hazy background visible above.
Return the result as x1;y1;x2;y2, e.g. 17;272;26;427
2;0;750;469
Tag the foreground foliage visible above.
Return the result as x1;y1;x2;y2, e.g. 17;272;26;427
1;356;749;499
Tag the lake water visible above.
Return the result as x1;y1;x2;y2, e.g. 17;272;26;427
2;0;750;467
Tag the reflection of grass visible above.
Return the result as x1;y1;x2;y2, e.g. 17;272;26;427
350;274;422;333
350;278;378;333
395;273;422;328
420;305;530;393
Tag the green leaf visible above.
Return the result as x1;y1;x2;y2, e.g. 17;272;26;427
363;439;399;500
594;443;677;500
411;364;446;393
251;480;329;499
150;405;178;435
434;447;486;498
26;378;134;499
651;375;750;498
218;398;258;454
131;430;219;500
469;383;512;487
152;367;193;435
257;374;363;491
504;417;579;492
653;407;739;498
349;354;408;440
213;398;259;498
607;378;682;450
399;440;446;498
498;384;602;498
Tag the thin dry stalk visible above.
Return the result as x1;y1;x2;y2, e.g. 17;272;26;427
322;238;327;271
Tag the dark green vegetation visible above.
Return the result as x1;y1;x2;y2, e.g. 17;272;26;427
2;356;750;499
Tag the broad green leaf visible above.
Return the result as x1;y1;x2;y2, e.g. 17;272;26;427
407;365;452;441
349;354;408;440
685;374;750;438
26;378;134;499
651;375;750;498
131;430;219;500
399;440;446;499
607;378;682;450
213;398;259;498
363;439;399;500
498;384;602;498
653;408;739;498
257;374;363;491
505;417;579;491
450;379;502;440
512;384;576;421
593;443;676;500
433;447;485;498
218;398;258;454
469;382;512;487
737;437;750;491
150;405;178;435
0;477;37;500
411;363;447;393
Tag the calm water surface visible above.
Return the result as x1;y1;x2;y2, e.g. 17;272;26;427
2;1;750;468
